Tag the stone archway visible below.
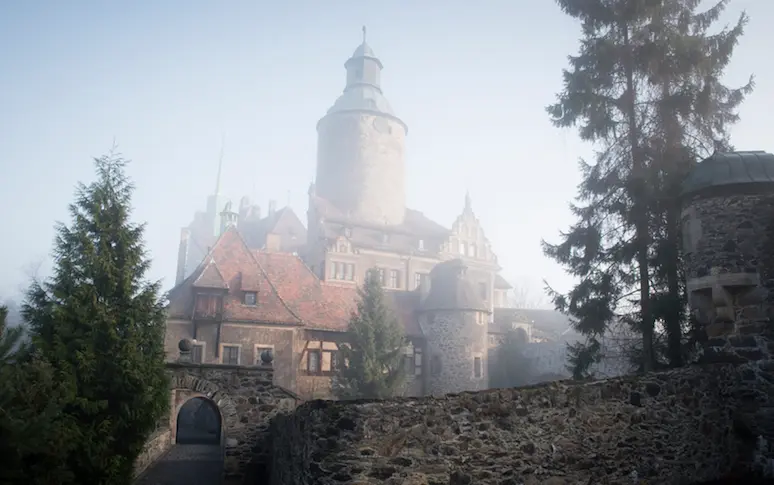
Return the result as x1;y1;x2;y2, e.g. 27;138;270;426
176;396;222;445
169;373;238;447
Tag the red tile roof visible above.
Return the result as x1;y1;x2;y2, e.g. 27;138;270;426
167;226;424;336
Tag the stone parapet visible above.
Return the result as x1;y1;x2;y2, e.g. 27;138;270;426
270;361;774;485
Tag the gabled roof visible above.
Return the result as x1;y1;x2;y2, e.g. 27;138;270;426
193;259;228;289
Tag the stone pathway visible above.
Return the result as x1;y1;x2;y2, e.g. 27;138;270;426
135;445;223;485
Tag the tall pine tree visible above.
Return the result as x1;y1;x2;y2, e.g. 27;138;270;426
545;0;752;377
22;151;169;485
333;270;407;399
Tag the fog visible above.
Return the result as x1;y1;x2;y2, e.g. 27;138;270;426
1;0;772;303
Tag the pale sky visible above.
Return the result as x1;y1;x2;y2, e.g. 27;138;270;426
0;1;771;302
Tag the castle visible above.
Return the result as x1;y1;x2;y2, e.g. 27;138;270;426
164;33;557;399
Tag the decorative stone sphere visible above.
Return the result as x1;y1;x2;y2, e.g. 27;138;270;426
178;338;193;352
260;349;274;365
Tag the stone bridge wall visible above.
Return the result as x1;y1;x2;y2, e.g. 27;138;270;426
270;361;774;485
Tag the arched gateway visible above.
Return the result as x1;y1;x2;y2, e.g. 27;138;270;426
136;342;300;484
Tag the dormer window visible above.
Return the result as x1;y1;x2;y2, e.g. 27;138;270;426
418;239;425;251
243;292;257;306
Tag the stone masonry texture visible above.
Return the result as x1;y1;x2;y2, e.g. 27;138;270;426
269;361;774;485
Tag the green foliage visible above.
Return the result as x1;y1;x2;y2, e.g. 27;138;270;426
334;270;407;399
21;151;170;485
489;329;534;388
545;0;752;377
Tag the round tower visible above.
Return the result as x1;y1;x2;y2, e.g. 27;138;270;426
315;28;407;226
419;259;490;396
681;150;774;364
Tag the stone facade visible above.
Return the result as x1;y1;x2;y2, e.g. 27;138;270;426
270;361;774;484
133;428;172;478
164;362;299;484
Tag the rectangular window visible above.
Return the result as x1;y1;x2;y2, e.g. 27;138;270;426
222;345;240;365
307;349;321;373
331;262;355;281
418;239;425;251
389;269;400;289
377;268;385;285
192;344;204;363
414;348;423;376
344;263;354;281
474;357;482;378
414;273;428;289
243;292;257;306
255;346;272;365
479;282;487;300
195;294;222;317
459;242;467;255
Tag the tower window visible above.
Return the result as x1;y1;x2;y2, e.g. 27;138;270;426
418;239;425;251
474;357;482;378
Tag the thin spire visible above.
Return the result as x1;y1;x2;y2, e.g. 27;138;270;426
464;191;472;212
362;25;367;43
214;133;225;197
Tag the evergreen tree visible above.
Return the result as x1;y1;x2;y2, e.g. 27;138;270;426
489;329;534;388
333;270;406;399
22;151;170;485
0;304;81;485
545;0;752;376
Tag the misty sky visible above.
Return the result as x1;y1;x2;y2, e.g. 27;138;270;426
0;1;772;302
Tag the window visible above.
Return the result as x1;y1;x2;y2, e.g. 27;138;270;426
195;294;222;317
414;273;428;290
307;349;321;373
243;292;257;306
431;355;442;376
192;343;204;363
469;244;477;257
255;345;273;365
414;348;423;376
222;345;240;365
459;241;467;255
476;312;486;325
389;269;400;288
418;239;425;251
479;282;487;300
331;262;355;281
474;357;482;378
377;268;385;285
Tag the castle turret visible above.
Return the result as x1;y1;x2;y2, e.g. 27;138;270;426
419;259;490;395
681;151;774;364
315;27;407;226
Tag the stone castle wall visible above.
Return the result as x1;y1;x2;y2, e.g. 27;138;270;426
270;361;774;485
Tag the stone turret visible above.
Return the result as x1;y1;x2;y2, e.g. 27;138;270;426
419;259;490;395
315;28;407;226
681;150;774;363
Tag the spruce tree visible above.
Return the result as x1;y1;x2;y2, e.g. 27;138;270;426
545;0;752;376
333;270;407;399
489;329;534;388
22;151;170;485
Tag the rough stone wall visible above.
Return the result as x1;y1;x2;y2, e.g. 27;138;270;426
166;363;299;484
421;311;489;396
133;428;172;478
270;361;774;485
316;112;406;225
682;192;774;365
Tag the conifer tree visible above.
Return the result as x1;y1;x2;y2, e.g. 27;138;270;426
333;270;406;399
489;329;534;388
22;151;170;485
545;0;752;376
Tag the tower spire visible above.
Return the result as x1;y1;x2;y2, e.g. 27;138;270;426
362;25;367;43
465;191;472;213
215;133;225;197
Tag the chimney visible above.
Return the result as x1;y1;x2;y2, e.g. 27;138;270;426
175;228;191;285
268;200;277;217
